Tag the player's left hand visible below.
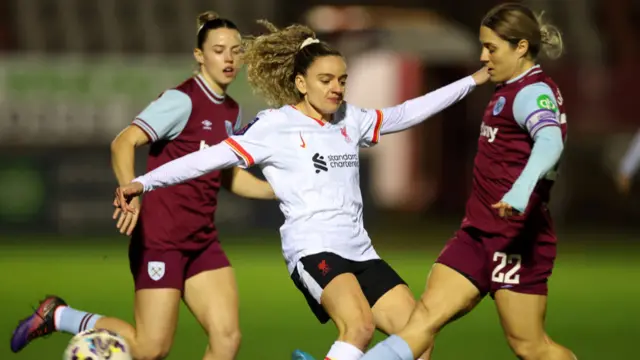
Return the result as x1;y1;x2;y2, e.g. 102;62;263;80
491;201;520;218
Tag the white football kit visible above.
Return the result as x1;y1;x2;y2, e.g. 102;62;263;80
135;75;477;274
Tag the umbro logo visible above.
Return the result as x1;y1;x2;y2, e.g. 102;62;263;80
312;153;328;173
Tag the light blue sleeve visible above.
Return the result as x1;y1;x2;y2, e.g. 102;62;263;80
132;89;192;142
619;129;640;177
501;126;564;213
512;83;560;138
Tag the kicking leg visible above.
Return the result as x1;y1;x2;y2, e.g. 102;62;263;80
10;290;181;360
183;267;241;360
321;273;376;359
370;284;433;360
494;290;576;360
100;289;181;360
360;264;483;360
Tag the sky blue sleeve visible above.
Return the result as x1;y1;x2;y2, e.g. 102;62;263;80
512;83;560;138
132;89;192;142
501;126;564;213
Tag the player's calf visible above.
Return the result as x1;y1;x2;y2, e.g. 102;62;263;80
495;290;576;360
92;318;174;360
337;317;376;350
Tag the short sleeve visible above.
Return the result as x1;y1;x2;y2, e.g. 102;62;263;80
132;89;192;142
223;110;279;168
352;105;384;148
513;83;560;138
224;107;243;136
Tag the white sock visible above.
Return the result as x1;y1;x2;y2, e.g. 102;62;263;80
53;306;102;335
325;341;364;360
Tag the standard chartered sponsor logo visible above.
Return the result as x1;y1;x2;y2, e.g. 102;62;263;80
312;153;359;173
327;153;359;168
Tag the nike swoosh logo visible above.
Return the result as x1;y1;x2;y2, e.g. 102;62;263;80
299;132;306;148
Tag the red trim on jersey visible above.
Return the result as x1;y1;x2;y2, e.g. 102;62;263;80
371;109;383;144
290;105;326;126
224;138;255;166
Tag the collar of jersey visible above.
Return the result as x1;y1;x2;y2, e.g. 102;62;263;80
504;64;541;85
290;105;330;127
194;74;226;104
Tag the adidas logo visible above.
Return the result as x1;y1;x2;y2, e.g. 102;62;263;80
312;153;328;173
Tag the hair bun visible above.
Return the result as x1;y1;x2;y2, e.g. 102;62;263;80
197;11;219;28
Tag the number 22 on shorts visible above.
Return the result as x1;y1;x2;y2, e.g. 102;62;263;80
491;252;522;284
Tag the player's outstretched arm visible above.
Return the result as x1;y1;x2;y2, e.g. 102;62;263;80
377;67;489;135
222;167;276;200
134;142;243;193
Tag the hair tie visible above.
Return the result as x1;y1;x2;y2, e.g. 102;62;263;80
300;37;320;49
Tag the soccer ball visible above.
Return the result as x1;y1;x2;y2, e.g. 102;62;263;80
63;329;132;360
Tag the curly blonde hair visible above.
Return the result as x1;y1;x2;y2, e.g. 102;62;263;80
243;20;342;107
482;3;564;60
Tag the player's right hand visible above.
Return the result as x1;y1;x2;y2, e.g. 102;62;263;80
113;182;144;236
112;196;140;236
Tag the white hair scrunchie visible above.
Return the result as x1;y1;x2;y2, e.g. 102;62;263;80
300;37;320;49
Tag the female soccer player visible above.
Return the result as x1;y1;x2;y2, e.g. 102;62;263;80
111;20;489;360
11;11;275;360
355;3;578;360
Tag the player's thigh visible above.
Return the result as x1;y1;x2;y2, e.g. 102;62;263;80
128;243;187;356
487;229;556;298
416;263;483;331
370;284;415;335
292;252;375;334
489;232;557;355
183;266;240;344
133;289;182;358
408;229;489;331
353;259;413;335
321;273;375;337
494;290;548;355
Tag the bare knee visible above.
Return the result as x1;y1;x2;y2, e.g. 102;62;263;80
134;342;172;360
507;336;548;360
133;334;173;360
208;324;242;355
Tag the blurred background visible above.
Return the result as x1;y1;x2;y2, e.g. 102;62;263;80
0;0;639;359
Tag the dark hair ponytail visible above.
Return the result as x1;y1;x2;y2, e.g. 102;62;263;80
196;11;239;49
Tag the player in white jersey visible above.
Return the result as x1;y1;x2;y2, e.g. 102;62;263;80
114;21;489;360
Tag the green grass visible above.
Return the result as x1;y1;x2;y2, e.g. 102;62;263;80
1;232;638;360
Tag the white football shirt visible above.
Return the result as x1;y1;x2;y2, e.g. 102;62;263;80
135;75;477;274
226;104;384;273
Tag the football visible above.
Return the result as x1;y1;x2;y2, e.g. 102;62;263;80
63;328;132;360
